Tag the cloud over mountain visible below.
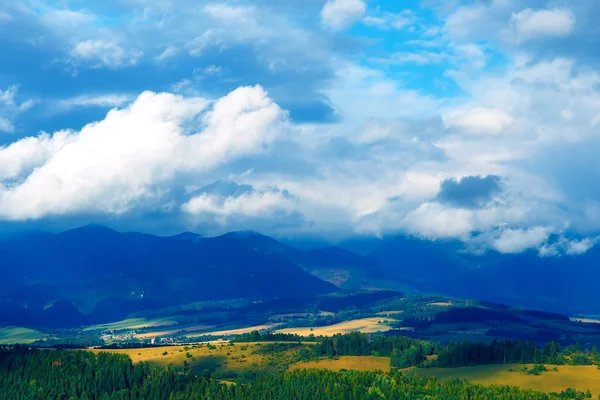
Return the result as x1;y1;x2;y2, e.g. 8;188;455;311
0;0;599;255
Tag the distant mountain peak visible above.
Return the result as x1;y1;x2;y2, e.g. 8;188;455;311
59;223;119;236
169;231;202;241
225;230;268;239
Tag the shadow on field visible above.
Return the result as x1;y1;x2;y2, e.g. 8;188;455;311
191;354;227;373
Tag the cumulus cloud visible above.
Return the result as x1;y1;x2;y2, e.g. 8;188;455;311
182;188;292;218
0;131;76;180
321;0;366;30
402;202;474;240
505;8;576;44
70;40;142;69
0;85;286;219
1;0;600;257
178;180;303;233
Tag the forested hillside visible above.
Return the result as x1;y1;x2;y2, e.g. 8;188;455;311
0;346;590;400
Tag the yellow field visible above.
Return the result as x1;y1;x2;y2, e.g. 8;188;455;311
289;356;391;372
276;318;393;336
93;341;300;377
571;317;600;324
417;364;600;396
429;302;452;307
190;324;280;337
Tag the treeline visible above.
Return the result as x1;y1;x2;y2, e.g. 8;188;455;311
434;340;599;368
233;331;439;368
97;343;174;350
0;346;590;400
313;332;440;368
233;331;315;342
233;331;600;370
29;337;105;349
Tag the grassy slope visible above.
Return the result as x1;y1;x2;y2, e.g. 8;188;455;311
93;342;304;378
416;364;600;396
0;326;48;344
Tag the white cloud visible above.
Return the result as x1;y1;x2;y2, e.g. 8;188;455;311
506;8;575;44
373;51;447;65
539;236;599;257
55;94;132;111
444;3;496;40
70;40;142;69
156;46;179;61
362;9;415;30
188;30;218;56
322;64;441;128
446;108;514;136
0;86;34;133
362;16;386;28
182;190;291;218
41;9;95;28
402;202;474;240
492;226;550;254
0;86;19;108
321;0;366;30
0;117;14;133
0;131;76;180
0;85;286;219
566;237;599;255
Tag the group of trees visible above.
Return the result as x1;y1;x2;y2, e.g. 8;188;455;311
313;332;440;368
238;331;439;368
233;330;600;371
1;346;592;400
0;346;229;400
29;337;105;349
233;331;313;343
434;340;598;368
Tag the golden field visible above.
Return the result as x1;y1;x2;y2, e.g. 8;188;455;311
289;356;391;372
416;364;600;396
276;317;393;336
92;341;300;377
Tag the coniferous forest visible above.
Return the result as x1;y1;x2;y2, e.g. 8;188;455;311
1;345;596;400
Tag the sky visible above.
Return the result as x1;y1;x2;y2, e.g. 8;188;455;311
0;0;599;255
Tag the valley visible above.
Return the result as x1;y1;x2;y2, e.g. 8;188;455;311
3;225;600;399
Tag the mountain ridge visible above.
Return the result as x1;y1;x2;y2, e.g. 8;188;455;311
2;224;600;329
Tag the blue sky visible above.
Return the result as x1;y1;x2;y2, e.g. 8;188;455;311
0;0;599;255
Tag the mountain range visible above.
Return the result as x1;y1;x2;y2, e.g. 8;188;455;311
0;224;598;328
